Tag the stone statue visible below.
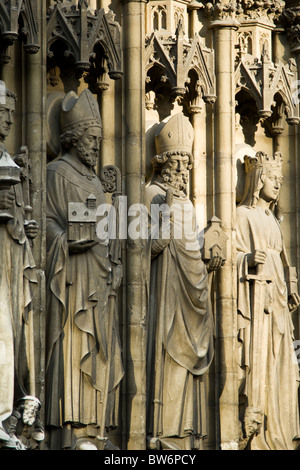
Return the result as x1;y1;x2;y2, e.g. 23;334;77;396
145;113;222;451
0;83;39;450
45;89;123;450
4;396;44;450
236;151;300;450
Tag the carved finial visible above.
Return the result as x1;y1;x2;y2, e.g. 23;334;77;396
261;42;270;62
78;0;89;11
175;18;185;37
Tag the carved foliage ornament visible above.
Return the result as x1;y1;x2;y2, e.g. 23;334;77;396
280;6;300;51
202;0;285;21
100;165;122;195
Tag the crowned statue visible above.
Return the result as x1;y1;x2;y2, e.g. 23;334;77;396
0;82;40;450
236;151;300;450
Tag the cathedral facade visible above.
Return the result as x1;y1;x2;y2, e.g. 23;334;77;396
0;0;300;451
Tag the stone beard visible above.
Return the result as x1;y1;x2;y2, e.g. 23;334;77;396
22;399;40;427
145;113;214;451
77;140;98;169
153;151;192;198
45;89;123;450
160;166;189;194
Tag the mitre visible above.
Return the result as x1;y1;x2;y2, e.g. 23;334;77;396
60;89;102;133
155;113;194;155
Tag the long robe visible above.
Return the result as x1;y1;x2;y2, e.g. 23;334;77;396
146;182;213;449
0;181;37;426
236;204;300;450
45;154;123;448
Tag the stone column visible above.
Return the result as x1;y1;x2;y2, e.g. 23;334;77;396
190;101;222;448
188;0;201;38
210;17;240;450
122;0;147;450
272;26;285;65
292;46;300;338
99;84;117;168
189;102;207;235
24;0;47;405
283;5;300;337
272;122;284;155
272;27;284;162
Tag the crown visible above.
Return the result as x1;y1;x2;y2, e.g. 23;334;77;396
60;89;102;133
155;113;194;155
244;151;283;174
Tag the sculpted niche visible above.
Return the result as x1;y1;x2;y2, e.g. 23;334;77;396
145;113;222;451
0;82;42;450
236;151;300;450
45;89;123;450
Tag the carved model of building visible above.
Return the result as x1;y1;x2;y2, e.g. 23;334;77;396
0;0;300;451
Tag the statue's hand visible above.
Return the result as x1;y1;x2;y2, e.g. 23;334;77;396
151;220;174;257
14;147;28;167
24;220;39;240
111;264;123;291
0;188;15;211
150;216;174;258
247;249;267;268
207;254;224;273
69;239;98;254
288;292;300;313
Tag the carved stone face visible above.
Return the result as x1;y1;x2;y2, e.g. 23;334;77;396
0;97;15;141
160;153;190;194
260;168;283;203
22;399;40;426
76;126;102;169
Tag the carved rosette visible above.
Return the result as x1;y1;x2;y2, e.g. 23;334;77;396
100;165;122;195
